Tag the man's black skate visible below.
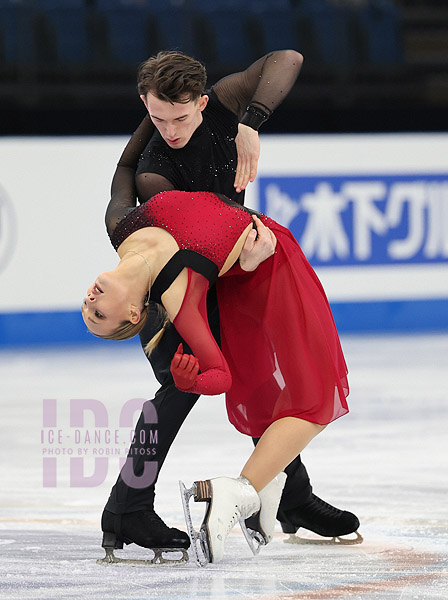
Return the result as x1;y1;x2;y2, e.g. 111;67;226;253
98;509;190;565
277;493;363;545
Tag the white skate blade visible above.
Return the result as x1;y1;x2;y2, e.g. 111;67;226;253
179;480;210;567
284;531;364;546
97;546;188;566
239;518;266;555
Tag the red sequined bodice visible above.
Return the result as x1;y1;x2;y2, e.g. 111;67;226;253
110;191;253;271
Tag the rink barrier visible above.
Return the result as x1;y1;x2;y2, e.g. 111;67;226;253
0;298;447;347
1;134;447;342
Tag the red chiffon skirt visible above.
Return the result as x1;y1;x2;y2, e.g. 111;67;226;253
216;217;349;437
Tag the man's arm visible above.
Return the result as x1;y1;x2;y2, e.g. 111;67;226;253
214;49;303;123
105;115;174;237
213;49;303;193
135;171;175;203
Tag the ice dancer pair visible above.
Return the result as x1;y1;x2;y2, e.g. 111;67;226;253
180;473;287;566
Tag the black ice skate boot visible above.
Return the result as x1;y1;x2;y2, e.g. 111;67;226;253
277;493;363;545
98;509;190;565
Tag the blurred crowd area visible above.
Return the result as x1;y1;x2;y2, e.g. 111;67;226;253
1;0;447;134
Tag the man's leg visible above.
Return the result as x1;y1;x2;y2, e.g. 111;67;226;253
102;305;199;551
104;382;199;515
251;438;360;538
101;382;199;550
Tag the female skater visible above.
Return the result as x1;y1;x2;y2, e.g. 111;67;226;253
82;189;349;563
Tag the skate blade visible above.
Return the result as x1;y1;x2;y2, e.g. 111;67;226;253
179;480;211;567
97;546;189;566
284;530;364;546
239;519;266;556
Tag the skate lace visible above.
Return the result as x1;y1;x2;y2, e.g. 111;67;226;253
144;510;174;533
226;500;258;536
307;495;343;517
226;507;241;535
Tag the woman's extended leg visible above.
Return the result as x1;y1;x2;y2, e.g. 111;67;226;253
241;417;326;492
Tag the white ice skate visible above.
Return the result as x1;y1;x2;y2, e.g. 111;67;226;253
179;476;260;566
242;472;287;554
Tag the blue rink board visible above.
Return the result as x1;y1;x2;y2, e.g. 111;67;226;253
1;298;447;346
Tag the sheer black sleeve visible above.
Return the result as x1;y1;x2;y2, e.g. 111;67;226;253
105;115;159;238
212;49;303;125
135;171;175;204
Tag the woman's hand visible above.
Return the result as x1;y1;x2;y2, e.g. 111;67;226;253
234;124;260;193
239;215;277;272
170;343;200;390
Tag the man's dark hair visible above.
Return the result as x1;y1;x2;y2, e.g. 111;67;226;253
137;51;207;104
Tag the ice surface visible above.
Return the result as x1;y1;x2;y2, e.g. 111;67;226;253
0;334;447;599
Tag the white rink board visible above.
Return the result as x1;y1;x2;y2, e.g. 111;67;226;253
0;133;447;315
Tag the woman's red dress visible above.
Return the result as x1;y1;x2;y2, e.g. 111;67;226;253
111;190;349;437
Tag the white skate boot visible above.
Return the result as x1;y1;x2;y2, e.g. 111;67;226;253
242;472;287;554
180;476;260;565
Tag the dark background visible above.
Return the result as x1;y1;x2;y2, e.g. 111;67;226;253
1;0;447;136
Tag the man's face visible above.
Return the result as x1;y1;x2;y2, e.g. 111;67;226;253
141;92;209;149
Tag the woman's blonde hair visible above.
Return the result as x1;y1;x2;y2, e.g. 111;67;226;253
100;304;151;341
94;303;171;357
143;304;171;357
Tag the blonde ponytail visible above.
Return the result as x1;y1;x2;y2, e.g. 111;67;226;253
144;306;171;356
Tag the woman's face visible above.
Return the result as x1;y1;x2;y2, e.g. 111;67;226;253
81;271;135;336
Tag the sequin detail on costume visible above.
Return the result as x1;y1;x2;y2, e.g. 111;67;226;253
135;89;244;205
110;191;252;271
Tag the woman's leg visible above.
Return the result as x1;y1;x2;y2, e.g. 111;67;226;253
241;417;326;492
186;417;324;563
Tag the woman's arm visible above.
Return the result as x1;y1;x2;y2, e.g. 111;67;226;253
167;269;232;395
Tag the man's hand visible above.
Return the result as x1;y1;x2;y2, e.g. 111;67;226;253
239;215;277;272
170;343;199;390
234;124;260;193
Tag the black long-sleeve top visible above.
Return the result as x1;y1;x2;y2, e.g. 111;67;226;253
105;50;303;238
